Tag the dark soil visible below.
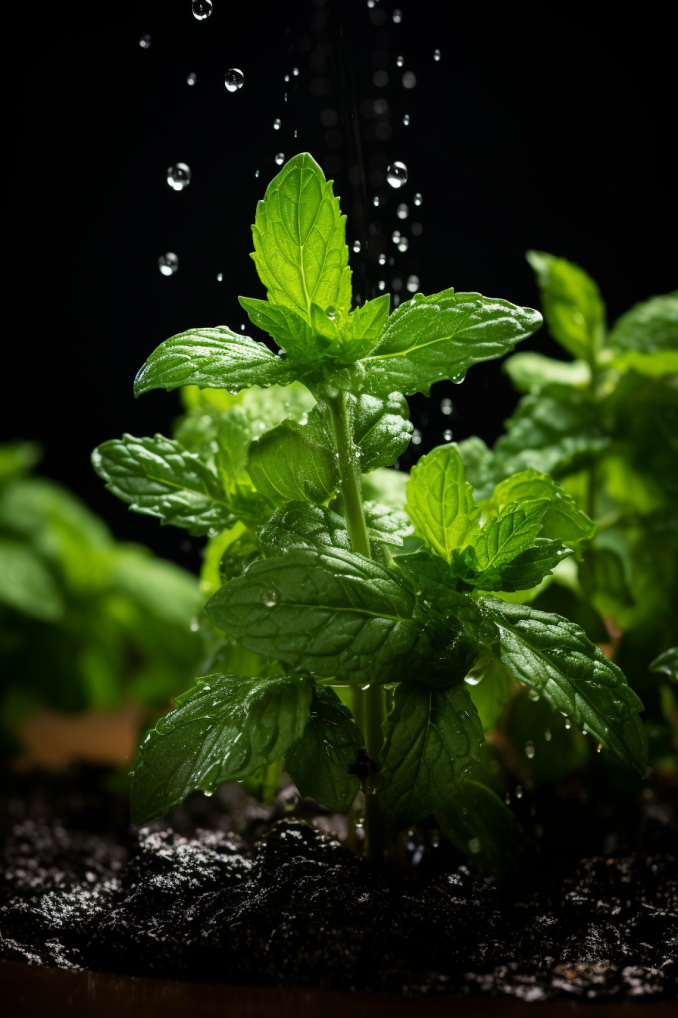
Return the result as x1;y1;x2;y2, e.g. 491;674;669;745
1;766;676;1002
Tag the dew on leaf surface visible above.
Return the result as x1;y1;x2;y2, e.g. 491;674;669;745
261;588;279;607
139;34;151;49
397;202;409;219
326;307;336;320
275;152;285;165
224;68;244;92
413;192;423;205
402;71;416;89
167;162;191;191
159;252;178;276
386;161;408;188
406;274;420;292
402;114;410;125
273;118;281;130
192;0;213;19
443;429;453;442
187;72;197;85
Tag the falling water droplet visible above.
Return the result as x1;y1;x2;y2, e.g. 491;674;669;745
397;202;409;219
216;272;223;282
402;114;410;126
397;236;409;252
440;397;453;414
326;306;336;320
261;588;279;607
139;34;151;49
158;253;178;276
367;0;375;7
166;162;191;191
544;728;552;742
378;253;387;265
434;48;441;61
284;74;290;82
224;68;244;92
293;67;299;76
396;55;404;67
386;161;408;188
192;0;213;19
391;230;401;244
402;71;416;89
406;274;420;292
352;240;361;253
372;195;380;206
528;688;540;702
275;153;285;166
393;8;403;23
273;118;281;130
255;169;260;178
525;740;535;759
294;129;298;138
411;428;422;446
443;429;453;441
515;785;524;799
413;192;423;206
187;72;197;86
378;280;386;291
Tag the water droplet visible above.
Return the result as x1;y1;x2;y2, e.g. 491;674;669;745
326;306;336;320
216;272;223;281
284;74;290;83
565;721;571;730
440;397;453;415
166;162;191;191
139;34;151;49
391;230;401;244
293;67;299;76
528;688;540;702
544;728;552;742
398;237;409;252
413;192;423;206
275;152;285;166
378;280;386;291
378;252;387;265
515;785;524;799
294;129;298;138
434;48;441;61
525;740;535;759
190;617;199;632
396;55;404;67
406;274;420;292
396;202;409;219
504;792;511;805
158;252;178;276
261;588;279;607
393;8;403;22
402;71;416;89
353;240;361;253
203;788;214;797
372;195;380;207
273;118;281;130
597;742;604;753
411;428;422;446
367;0;375;7
255;169;260;178
192;0;212;19
479;618;496;644
187;72;197;86
402;114;410;126
443;429;453;442
224;68;244;92
430;829;440;848
468;837;481;854
386;161;408;188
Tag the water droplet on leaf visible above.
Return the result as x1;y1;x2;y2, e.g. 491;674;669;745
158;252;178;276
326;306;336;320
261;588;279;607
386;161;408;188
167;162;191;191
224;68;244;92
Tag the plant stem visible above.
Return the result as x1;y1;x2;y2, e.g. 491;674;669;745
587;352;601;520
327;390;386;861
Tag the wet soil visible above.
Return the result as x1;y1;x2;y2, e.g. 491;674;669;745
1;767;676;1002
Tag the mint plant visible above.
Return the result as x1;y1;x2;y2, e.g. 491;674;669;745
93;155;648;865
459;254;677;774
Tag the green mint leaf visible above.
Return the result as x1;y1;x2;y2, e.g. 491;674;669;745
0;538;64;621
360;290;542;397
92;434;234;536
474;539;569;592
381;680;484;828
435;780;519;876
250;153;351;322
133;327;296;397
484;468;597;557
406;444;480;563
493;384;609;478
203;547;443;685
247;412;338;506
362;502;413;547
239;296;330;370
455;437;498;503
607;292;678;377
285;686;364;812
394;550;479;615
130;672;313;823
481;597;648;774
650;647;678;684
503;351;591;392
458;498;553;590
361;466;409;507
465;657;513;732
0;440;42;482
259;502;351;555
579;547;635;618
526;250;606;360
353;392;413;471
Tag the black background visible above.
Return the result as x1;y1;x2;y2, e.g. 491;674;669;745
4;0;674;570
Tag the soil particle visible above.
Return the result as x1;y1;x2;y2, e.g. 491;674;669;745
1;768;676;1001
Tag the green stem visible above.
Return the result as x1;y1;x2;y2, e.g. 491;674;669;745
587;352;601;520
327;390;386;861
